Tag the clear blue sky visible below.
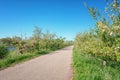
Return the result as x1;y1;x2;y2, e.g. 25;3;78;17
0;0;106;40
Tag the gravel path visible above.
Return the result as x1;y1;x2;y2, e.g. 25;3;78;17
0;46;73;80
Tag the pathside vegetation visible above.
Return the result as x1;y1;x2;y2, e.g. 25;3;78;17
0;27;73;69
73;0;120;80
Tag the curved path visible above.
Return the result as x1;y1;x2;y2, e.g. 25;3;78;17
0;46;73;80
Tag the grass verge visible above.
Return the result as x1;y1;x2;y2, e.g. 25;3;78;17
73;49;120;80
0;49;51;70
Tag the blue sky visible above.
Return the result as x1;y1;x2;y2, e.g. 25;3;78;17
0;0;106;40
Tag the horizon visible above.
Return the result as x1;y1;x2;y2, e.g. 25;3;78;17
0;0;107;40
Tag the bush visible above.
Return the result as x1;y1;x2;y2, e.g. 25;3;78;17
74;0;120;62
0;42;8;59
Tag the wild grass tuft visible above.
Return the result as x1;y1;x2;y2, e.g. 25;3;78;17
73;49;120;80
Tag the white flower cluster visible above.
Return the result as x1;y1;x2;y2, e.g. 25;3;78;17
115;46;120;50
102;29;105;32
110;32;113;36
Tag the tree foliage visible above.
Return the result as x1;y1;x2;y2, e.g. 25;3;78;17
75;0;120;62
0;26;73;55
0;42;8;59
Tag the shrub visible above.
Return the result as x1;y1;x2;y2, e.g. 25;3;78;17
0;42;8;59
74;0;120;62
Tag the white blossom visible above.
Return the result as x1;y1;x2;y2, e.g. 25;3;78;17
103;26;107;28
110;32;113;36
117;46;120;49
102;29;105;32
115;46;120;50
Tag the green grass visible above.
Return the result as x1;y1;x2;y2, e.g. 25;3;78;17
73;49;120;80
0;49;51;70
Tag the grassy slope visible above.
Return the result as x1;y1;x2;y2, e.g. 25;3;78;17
73;49;120;80
0;49;51;70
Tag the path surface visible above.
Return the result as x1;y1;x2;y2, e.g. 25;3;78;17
0;46;73;80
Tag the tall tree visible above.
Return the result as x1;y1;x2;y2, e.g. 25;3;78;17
32;26;43;40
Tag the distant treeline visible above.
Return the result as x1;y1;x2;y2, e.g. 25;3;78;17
0;26;73;59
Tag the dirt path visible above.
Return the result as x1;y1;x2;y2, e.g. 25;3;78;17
0;46;73;80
